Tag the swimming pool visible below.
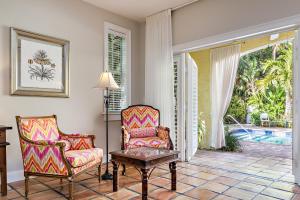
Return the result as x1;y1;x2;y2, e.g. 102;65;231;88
230;129;292;145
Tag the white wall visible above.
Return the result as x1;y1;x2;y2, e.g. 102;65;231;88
172;0;300;45
0;0;143;182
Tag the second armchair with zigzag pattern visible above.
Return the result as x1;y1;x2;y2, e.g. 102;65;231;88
120;105;174;175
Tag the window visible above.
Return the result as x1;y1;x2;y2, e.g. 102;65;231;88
104;22;131;113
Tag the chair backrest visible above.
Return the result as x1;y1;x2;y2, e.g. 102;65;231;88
16;116;60;141
121;105;160;130
260;113;269;121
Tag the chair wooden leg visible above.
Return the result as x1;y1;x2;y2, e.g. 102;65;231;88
98;164;102;183
68;178;73;200
122;164;126;176
60;178;63;184
25;175;29;198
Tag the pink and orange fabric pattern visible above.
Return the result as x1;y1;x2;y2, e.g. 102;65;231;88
16;116;102;177
121;105;173;150
122;106;159;129
130;127;157;138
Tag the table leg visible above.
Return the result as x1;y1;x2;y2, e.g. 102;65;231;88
0;147;7;196
112;161;119;192
141;168;149;200
170;161;176;191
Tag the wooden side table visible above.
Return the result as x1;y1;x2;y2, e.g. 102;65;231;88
110;147;179;200
0;126;12;196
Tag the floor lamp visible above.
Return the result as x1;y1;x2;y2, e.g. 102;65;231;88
96;71;119;180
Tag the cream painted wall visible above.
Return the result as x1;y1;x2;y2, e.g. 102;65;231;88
172;0;300;45
0;0;143;181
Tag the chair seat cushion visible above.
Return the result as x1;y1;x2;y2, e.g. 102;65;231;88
130;127;157;138
65;148;103;168
128;137;168;149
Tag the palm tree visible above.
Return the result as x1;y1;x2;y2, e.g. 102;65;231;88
257;42;293;121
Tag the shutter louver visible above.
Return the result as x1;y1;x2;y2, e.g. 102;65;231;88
107;31;128;112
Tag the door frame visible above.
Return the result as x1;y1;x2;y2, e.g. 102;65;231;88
173;14;300;183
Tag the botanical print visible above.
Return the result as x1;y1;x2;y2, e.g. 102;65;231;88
28;50;56;81
20;39;63;90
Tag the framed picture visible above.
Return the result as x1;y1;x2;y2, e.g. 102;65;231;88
10;28;70;97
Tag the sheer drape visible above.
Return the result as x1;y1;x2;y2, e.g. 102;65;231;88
145;9;174;140
210;44;241;148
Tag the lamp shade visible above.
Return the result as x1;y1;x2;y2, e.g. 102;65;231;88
96;71;119;90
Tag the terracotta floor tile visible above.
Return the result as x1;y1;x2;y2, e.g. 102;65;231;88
27;190;62;200
91;181;114;194
213;194;238;200
271;181;300;193
200;182;229;193
177;168;198;176
149;188;177;200
53;183;86;195
179;176;207;186
262;187;294;199
16;183;49;195
244;176;273;186
127;183;158;194
106;188;139;200
234;181;266;193
2;189;21;199
149;177;171;187
165;182;194;193
253;194;279;200
73;189;100;200
184;188;217;199
211;176;239;187
192;172;218;180
224;187;256;200
172;195;195;200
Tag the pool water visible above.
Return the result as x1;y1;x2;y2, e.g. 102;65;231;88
231;129;292;145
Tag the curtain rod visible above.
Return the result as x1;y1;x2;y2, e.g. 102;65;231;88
147;0;199;18
171;0;199;11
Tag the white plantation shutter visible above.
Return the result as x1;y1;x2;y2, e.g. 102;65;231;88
104;23;131;113
173;59;179;150
186;53;198;161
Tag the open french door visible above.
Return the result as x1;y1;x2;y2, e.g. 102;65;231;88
185;53;198;161
173;54;186;161
173;53;198;162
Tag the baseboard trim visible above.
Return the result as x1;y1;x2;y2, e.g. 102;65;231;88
8;170;24;183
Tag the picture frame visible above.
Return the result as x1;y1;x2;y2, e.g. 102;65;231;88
10;28;70;97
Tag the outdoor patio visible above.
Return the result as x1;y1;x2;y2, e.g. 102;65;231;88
4;143;299;200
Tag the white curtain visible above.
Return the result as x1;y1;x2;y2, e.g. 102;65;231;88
210;44;241;148
145;9;174;139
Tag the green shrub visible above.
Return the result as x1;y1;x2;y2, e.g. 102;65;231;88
220;126;241;152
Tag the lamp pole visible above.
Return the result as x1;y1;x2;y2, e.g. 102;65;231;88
102;87;113;180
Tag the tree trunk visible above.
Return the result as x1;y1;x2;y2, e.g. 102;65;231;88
285;90;292;122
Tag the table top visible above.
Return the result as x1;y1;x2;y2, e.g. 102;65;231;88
110;147;180;162
0;126;12;131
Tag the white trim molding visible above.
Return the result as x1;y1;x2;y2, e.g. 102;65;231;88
173;14;300;53
8;170;24;183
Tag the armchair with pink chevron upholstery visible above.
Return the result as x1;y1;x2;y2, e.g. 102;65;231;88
120;105;174;175
16;115;103;200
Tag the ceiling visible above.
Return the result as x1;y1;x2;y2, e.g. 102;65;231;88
82;0;197;22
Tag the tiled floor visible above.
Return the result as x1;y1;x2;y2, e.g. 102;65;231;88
2;142;299;200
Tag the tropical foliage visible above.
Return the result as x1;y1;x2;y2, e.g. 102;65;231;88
220;126;241;152
225;42;293;126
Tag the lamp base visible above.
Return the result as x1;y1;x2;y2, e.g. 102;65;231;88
101;171;113;180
